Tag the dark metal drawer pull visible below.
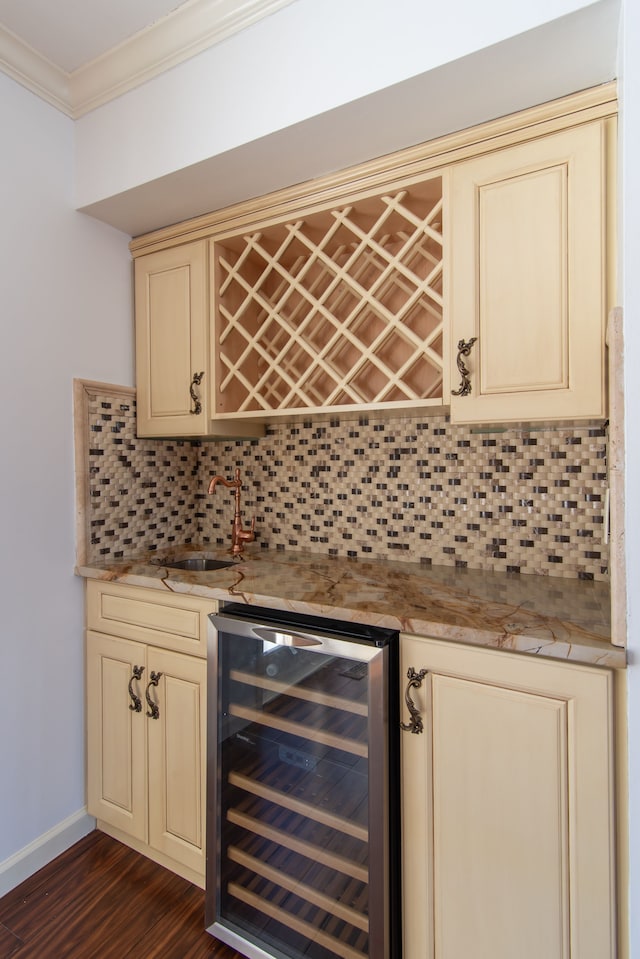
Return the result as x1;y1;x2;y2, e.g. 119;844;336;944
400;667;429;734
145;671;163;720
451;337;477;397
128;665;144;713
190;371;204;414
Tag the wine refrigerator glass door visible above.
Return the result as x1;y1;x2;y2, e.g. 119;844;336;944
206;613;394;959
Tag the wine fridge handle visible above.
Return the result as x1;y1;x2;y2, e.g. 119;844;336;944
252;626;323;648
400;667;429;734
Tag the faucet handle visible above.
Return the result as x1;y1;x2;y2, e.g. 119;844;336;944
242;519;256;543
235;518;256;549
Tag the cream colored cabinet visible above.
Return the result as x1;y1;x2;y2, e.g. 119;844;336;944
400;634;616;959
134;240;209;437
134;240;263;439
449;120;613;423
85;581;214;886
131;89;615;430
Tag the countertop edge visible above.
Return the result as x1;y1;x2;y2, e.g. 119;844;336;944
77;560;626;670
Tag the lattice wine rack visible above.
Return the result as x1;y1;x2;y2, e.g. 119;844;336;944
212;175;445;418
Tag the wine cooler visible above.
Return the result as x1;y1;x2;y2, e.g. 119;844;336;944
205;604;400;959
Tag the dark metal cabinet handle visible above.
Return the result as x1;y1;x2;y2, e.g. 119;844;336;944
128;665;144;713
451;337;477;397
145;671;163;720
190;371;204;414
400;667;429;734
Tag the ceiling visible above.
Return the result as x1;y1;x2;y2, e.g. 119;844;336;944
0;0;192;73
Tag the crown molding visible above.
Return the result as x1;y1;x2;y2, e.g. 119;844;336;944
0;24;71;115
0;0;296;119
69;0;297;117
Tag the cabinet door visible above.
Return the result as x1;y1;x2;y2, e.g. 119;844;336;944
86;631;147;842
146;646;207;878
450;121;610;423
400;635;615;959
135;240;208;436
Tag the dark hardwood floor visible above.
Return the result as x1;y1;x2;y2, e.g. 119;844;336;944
0;831;243;959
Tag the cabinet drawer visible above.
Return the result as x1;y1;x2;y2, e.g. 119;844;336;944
86;580;216;657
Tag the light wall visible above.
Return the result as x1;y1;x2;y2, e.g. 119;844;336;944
75;0;589;195
74;0;620;237
619;0;640;951
0;72;133;871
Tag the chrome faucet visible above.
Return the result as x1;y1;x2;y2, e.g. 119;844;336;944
208;467;256;554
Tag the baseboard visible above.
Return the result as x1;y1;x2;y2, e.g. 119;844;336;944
0;809;96;897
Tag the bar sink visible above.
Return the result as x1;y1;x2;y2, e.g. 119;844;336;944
152;557;234;572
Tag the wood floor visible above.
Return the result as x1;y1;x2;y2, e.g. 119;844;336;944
0;831;244;959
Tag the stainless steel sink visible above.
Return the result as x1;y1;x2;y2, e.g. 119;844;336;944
153;557;234;572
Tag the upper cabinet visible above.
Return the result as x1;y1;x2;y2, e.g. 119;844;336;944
135;240;209;437
449;121;613;424
131;85;616;437
134;241;262;438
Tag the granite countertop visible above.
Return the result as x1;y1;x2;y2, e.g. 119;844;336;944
77;544;624;668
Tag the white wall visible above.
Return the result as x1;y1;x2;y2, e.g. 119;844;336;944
74;0;604;195
74;0;620;237
620;0;640;953
0;72;133;872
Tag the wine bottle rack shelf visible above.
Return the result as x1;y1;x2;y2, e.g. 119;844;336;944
213;175;444;418
220;655;373;959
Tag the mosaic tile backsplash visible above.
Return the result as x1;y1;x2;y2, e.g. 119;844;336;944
83;385;609;580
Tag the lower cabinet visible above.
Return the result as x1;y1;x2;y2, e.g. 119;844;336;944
400;634;616;959
85;581;213;887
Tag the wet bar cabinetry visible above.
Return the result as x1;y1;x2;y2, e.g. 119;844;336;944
79;565;621;956
134;242;261;439
400;633;616;959
449;121;611;423
134;241;208;437
134;173;445;436
131;84;616;436
85;581;214;886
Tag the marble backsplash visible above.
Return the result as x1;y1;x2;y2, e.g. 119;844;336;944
78;382;609;581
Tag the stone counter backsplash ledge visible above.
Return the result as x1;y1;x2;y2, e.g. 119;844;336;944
77;382;609;581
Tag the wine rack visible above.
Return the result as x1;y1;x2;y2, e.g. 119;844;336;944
213;175;444;418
